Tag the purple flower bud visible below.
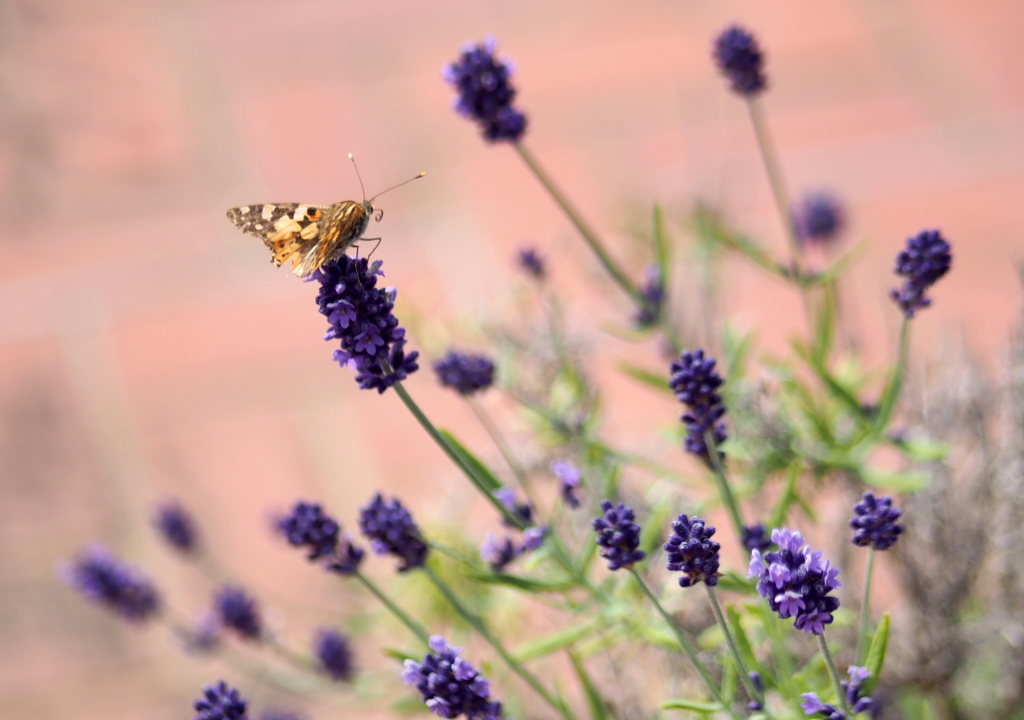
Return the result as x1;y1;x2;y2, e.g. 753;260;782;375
794;192;845;245
154;501;200;554
713;26;767;97
890;229;952;318
214;586;261;641
62;545;161;623
669;349;728;466
850;492;904;551
314;628;354;681
358;494;429;572
592;500;645;571
434;351;496;395
551;460;582;508
444;38;527;143
404;636;508;720
664;514;721;587
517;247;546;280
193;680;248;720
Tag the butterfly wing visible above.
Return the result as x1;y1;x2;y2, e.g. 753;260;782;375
226;203;327;274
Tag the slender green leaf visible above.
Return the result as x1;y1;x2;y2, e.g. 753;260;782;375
716;572;757;595
863;613;890;695
890;437;948;462
618;362;673;395
653;204;669;273
438;430;502;491
861;467;928;493
569;650;610;720
660;699;724;714
463;570;577;593
819;241;868;284
768;462;802;530
383;647;421;663
725;605;762;679
512;620;603;662
722;654;737;703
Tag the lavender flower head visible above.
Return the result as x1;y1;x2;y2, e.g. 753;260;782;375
634;264;665;329
713;25;767;96
444;37;527;143
592;499;645;571
850;492;904;551
153;501;199;554
194;680;248;720
517;247;545;280
495;487;533;527
312;256;419;393
214;586;261;641
403;636;507;720
890;229;952;317
551;460;582;509
741;524;773;553
179;611;222;655
359;493;429;571
801;666;874;719
62;545;161;622
795;192;845;245
314;627;354;681
434;351;495;395
276;500;366;574
480;533;519;572
748;528;842;635
669;349;728;465
278;501;339;560
664;514;721;587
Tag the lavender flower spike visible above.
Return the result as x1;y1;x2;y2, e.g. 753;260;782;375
669;348;728;465
154;501;200;554
748;528;841;635
801;666;874;719
444;37;527;143
358;493;429;571
314;628;354;681
62;545;161;622
434;350;496;395
551;459;582;508
312;256;419;393
795;192;845;245
850;492;904;551
592;499;645;571
713;25;767;97
890;229;952;317
214;586;262;641
664;514;721;587
517;247;545;280
193;680;249;720
403;636;508;720
276;499;366;575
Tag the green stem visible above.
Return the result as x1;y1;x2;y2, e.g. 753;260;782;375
746;97;814;331
855;549;876;665
704;431;745;545
387;368;595;594
388;372;525;530
872;317;911;438
354;571;431;648
466;395;532;495
705;586;768;713
422;565;576;720
515;142;641;302
746;98;802;274
816;633;851;716
630;570;741;720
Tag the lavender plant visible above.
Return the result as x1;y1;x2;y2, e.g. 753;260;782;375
61;21;997;720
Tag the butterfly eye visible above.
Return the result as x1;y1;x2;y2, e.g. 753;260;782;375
374;208;384;223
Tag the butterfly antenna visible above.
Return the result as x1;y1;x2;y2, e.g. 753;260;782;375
348;153;367;202
369;172;426;202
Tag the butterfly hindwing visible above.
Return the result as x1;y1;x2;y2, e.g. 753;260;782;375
226;203;327;271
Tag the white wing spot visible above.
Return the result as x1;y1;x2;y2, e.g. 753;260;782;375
239;206;250;214
262;205;275;220
293;206;307;220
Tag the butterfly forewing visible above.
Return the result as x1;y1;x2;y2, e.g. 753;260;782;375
226;199;372;276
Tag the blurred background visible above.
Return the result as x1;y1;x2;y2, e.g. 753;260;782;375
2;0;1023;718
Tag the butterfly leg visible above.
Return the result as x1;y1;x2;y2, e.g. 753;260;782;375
359;237;383;260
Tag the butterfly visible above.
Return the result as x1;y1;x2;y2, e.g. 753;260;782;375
226;154;424;277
